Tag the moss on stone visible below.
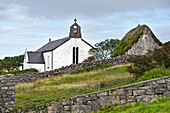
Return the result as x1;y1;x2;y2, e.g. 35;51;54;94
111;41;127;57
111;24;162;57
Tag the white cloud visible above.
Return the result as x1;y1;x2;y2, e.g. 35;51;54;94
0;4;35;23
0;0;169;59
0;0;170;22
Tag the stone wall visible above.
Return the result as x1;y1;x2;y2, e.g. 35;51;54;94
0;74;15;112
48;76;170;113
13;55;129;85
0;55;128;112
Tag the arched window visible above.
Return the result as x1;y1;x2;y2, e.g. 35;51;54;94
73;47;79;64
73;25;78;34
76;47;79;64
73;47;75;64
47;56;49;69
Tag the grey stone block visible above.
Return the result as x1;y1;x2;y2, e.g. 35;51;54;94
156;79;166;84
138;85;150;89
133;90;145;96
1;87;8;90
167;83;170;90
127;96;136;102
71;105;92;113
86;96;97;101
8;86;15;90
100;96;114;107
116;89;126;95
155;89;166;94
146;89;155;95
109;90;116;96
3;98;11;102
98;91;108;96
77;96;86;104
64;105;71;111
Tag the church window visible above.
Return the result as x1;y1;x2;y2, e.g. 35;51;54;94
73;47;75;64
47;56;49;69
76;47;79;64
73;47;79;64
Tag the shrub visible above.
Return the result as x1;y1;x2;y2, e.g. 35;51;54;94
137;66;170;82
111;41;127;57
127;41;170;79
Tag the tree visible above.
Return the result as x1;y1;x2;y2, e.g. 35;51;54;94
127;41;170;79
0;55;24;71
89;39;120;60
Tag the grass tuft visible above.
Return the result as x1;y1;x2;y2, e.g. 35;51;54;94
95;97;170;113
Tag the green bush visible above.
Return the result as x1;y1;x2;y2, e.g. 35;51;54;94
127;41;170;79
137;66;170;82
111;41;127;57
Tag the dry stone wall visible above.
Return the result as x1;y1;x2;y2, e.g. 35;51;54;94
13;55;129;85
0;55;128;112
0;74;15;113
48;76;170;113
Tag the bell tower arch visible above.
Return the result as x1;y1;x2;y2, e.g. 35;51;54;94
69;19;82;38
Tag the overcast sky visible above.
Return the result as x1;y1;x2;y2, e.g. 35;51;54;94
0;0;170;59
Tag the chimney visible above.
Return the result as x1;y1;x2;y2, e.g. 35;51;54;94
49;38;51;42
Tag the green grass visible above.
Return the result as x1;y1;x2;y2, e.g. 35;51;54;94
15;64;134;111
112;41;127;57
14;64;170;112
0;68;38;75
95;96;170;113
137;66;170;82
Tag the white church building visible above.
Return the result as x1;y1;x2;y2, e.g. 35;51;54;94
23;19;93;72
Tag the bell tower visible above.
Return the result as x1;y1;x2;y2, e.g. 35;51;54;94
69;19;82;38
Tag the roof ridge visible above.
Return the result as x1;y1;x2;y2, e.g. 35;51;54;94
36;37;70;52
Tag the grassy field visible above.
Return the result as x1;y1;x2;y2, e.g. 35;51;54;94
14;64;170;111
95;96;170;113
15;64;134;111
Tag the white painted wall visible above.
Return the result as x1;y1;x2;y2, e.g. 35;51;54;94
23;52;28;70
43;51;52;71
53;38;92;69
18;66;23;70
25;63;44;72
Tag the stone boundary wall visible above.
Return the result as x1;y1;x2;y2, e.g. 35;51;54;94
48;76;170;113
13;55;129;85
0;55;129;112
0;74;15;112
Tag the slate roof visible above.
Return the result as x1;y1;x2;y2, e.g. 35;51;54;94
27;52;45;64
36;37;70;52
